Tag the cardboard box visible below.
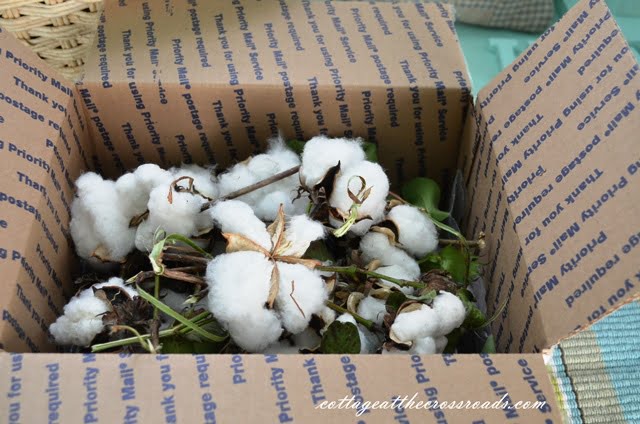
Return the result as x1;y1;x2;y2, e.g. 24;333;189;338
0;0;637;422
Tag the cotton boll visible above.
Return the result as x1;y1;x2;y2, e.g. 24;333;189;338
171;164;218;199
253;190;298;221
281;214;325;257
135;184;208;252
94;277;138;298
209;200;271;250
70;172;135;262
318;306;336;331
431;291;466;336
300;136;366;187
357;296;386;326
275;263;328;334
360;232;421;277
227;308;283;352
435;336;448;353
409;336;437;354
329;161;389;234
375;265;418;295
387;205;438;257
336;312;357;326
390;305;440;343
116;164;172;217
50;277;135;346
207;252;282;351
217;161;257;197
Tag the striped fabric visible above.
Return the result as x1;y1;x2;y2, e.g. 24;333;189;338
345;0;556;33
547;296;640;424
446;0;555;33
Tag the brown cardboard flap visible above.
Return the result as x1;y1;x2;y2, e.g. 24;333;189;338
81;0;471;189
468;0;640;350
0;29;91;352
0;352;560;423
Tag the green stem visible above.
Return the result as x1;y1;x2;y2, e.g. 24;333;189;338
91;311;214;352
109;325;153;353
325;301;375;331
153;274;160;320
316;265;425;289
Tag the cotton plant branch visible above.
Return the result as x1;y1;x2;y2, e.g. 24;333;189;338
325;301;375;331
200;165;301;212
316;264;425;289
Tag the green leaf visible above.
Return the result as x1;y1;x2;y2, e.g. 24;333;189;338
401;178;449;222
304;240;334;262
439;246;469;283
443;328;464;353
136;285;227;342
385;291;407;313
161;338;223;354
407;289;437;304
164;233;212;258
287;139;378;163
287;139;306;154
321;321;361;354
481;335;496;353
457;288;487;329
363;142;378;163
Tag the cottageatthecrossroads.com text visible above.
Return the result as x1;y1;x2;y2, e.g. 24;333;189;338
315;393;549;417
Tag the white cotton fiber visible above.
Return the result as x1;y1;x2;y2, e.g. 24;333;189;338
329;161;389;235
300;136;366;188
49;277;136;346
281;214;325;257
387;205;438;257
70;172;136;262
318;306;336;330
431;291;466;336
135;183;208;252
374;265;418;295
390;305;440;343
275;263;328;334
209;200;271;250
116;164;172;217
360;232;421;277
206;251;282;352
356;296;387;326
409;336;437;354
253;189;307;221
217;138;302;220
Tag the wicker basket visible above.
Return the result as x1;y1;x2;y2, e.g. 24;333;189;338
0;0;103;81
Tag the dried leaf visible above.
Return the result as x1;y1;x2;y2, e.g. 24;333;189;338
365;258;382;271
91;245;125;263
223;233;270;256
346;292;364;315
274;256;321;269
397;301;423;315
389;328;413;346
267;264;280;309
289;281;305;318
346;175;367;204
162;269;206;285
129;210;149;227
267;205;286;248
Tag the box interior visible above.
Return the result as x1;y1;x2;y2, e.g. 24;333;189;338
1;0;638;356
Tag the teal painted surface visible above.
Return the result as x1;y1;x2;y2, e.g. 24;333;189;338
456;0;640;95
